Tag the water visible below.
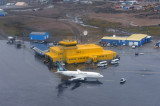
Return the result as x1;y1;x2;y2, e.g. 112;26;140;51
0;40;160;106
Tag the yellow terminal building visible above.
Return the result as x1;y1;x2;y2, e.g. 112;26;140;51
45;40;117;64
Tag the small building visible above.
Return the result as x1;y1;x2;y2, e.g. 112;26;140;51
15;2;28;7
101;34;151;47
30;32;49;41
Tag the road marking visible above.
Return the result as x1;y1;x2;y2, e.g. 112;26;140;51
104;80;115;82
115;70;160;74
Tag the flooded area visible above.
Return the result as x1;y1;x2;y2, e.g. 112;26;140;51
0;40;160;106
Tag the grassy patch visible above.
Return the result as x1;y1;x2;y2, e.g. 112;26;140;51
83;17;122;29
50;29;74;37
125;26;160;36
0;20;6;27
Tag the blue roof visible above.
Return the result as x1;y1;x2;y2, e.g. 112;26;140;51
31;43;49;51
30;32;47;35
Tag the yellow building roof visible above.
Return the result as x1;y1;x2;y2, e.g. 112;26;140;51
59;40;77;46
50;46;61;52
77;44;102;49
127;34;147;41
102;36;127;40
102;34;148;41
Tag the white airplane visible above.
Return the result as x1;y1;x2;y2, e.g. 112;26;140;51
56;69;104;81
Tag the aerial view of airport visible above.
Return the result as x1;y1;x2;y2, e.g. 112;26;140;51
1;0;160;106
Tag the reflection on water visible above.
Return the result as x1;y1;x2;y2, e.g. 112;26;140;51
57;80;103;96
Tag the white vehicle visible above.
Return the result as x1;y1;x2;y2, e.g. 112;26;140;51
120;78;126;83
56;69;103;81
7;36;15;44
132;45;136;49
139;53;144;55
97;61;107;67
113;59;119;61
111;59;119;65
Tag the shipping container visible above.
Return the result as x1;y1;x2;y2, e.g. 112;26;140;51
30;32;49;41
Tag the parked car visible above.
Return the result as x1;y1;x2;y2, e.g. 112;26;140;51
97;61;108;67
120;78;126;84
111;59;119;65
132;45;136;49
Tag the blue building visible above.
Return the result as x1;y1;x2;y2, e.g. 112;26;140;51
101;37;127;46
30;32;49;41
101;34;151;47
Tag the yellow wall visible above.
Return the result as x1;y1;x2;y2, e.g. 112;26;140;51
45;43;116;64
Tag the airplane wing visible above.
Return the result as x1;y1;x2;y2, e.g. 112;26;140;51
69;77;86;81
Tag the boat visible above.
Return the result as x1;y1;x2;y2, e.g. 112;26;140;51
97;61;107;67
120;78;126;83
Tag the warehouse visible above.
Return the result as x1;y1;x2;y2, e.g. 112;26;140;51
30;32;49;41
101;36;127;46
101;34;151;47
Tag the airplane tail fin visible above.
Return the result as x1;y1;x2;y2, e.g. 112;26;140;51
56;61;66;71
77;69;81;72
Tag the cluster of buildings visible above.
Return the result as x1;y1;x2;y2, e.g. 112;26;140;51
29;32;117;64
29;31;153;65
114;0;158;11
29;31;152;65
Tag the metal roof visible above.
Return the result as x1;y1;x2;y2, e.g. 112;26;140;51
77;44;102;49
102;34;148;41
30;32;46;35
102;37;127;40
127;34;147;41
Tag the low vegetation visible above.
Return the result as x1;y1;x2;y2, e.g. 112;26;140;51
83;17;160;36
125;26;160;36
83;18;122;29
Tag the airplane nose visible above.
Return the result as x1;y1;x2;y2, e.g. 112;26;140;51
100;75;104;78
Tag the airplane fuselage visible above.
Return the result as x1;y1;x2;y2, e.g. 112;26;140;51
57;71;103;79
